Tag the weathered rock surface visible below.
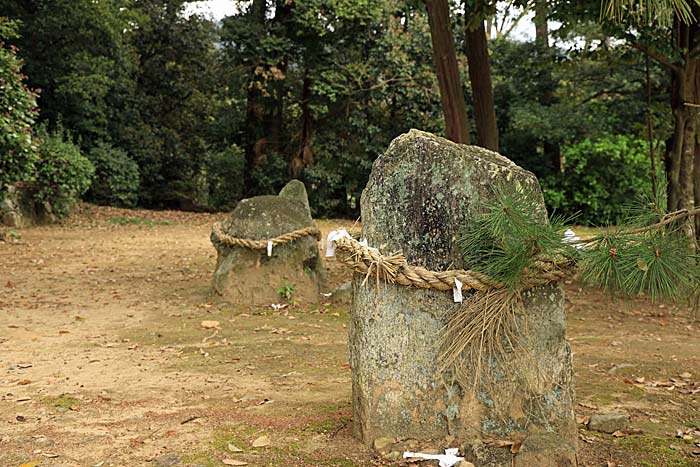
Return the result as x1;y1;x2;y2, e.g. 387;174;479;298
587;413;629;434
349;130;577;466
1;184;56;227
331;281;353;305
211;180;324;305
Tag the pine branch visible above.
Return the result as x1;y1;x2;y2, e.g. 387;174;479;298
570;207;700;246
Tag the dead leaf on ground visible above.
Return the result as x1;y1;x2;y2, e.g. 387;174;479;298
200;320;220;329
222;459;248;466
252;435;270;447
19;462;41;467
228;443;243;452
483;437;522;453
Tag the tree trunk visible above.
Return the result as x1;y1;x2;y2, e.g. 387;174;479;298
290;70;313;179
426;0;470;144
534;0;549;50
666;16;699;220
243;0;268;193
464;20;498;151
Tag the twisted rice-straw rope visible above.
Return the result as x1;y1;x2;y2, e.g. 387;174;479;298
211;221;321;250
332;236;568;292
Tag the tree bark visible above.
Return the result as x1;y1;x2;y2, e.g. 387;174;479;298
464;20;498;151
290;69;313;179
666;15;699;218
534;0;549;49
426;0;470;144
243;0;268;193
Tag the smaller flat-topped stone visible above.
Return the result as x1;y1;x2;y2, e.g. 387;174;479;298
211;180;324;305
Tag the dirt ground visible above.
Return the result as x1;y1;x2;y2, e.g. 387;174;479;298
1;205;699;467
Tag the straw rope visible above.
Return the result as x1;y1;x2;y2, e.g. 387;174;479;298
331;235;569;292
211;222;321;250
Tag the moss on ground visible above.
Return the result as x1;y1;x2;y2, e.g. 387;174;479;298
618;435;698;467
45;394;81;409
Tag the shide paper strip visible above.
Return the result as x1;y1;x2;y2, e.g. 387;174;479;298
402;448;465;467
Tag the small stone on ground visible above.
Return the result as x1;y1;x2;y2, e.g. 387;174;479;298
587;413;629;434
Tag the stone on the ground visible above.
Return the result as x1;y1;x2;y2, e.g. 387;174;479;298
155;452;181;467
373;436;397;452
587;413;629;434
211;180;324;305
349;130;577;466
331;281;353;305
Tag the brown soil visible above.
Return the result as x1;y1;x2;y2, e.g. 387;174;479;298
1;205;699;467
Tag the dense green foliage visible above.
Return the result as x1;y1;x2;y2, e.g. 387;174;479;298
0;18;38;191
87;142;140;207
545;135;663;225
33;125;94;216
0;1;676;223
206;144;245;211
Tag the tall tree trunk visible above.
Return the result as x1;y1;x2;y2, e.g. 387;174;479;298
534;0;549;49
426;0;470;144
290;70;313;179
243;0;268;194
464;19;498;151
666;16;699;220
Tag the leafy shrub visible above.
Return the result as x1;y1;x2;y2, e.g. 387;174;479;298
34;125;95;217
249;151;289;196
0;18;38;190
542;135;662;225
207;144;245;211
87;142;140;207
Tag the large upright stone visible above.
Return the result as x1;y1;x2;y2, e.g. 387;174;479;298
349;130;576;466
211;180;324;305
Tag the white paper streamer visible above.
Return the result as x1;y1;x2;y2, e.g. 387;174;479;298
325;229;352;257
267;240;273;257
325;230;338;257
453;277;463;303
403;448;464;467
563;228;586;250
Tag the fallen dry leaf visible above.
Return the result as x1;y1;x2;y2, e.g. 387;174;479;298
483;437;522;453
19;462;41;467
227;443;243;452
252;435;270;447
510;439;522;454
200;320;220;329
680;372;692;379
222;459;247;466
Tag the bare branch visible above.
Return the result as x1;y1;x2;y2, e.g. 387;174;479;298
628;42;682;72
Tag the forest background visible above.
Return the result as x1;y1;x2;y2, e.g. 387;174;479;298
1;0;694;226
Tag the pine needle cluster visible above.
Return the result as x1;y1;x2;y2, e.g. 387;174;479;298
459;187;576;290
459;183;700;303
579;188;700;303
